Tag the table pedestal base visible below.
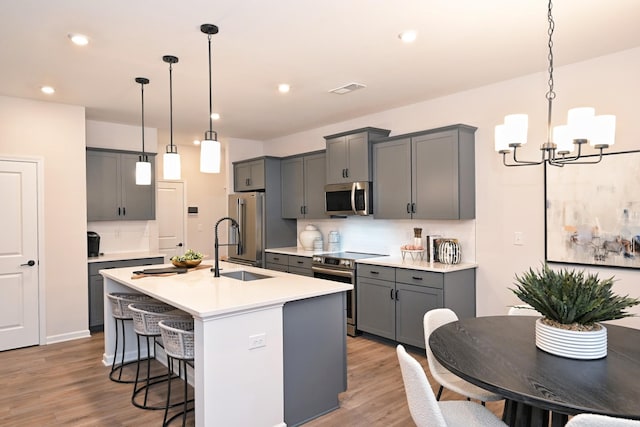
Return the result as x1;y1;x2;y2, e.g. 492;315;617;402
502;399;568;427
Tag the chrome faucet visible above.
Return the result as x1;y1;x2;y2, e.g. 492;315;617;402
213;216;241;277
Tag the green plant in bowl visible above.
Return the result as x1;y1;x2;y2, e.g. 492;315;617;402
171;249;204;268
510;263;639;331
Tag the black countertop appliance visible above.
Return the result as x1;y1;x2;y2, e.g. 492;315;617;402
87;231;100;257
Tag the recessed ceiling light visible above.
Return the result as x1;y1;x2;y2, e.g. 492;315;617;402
329;82;366;95
68;33;89;46
278;83;290;93
398;30;417;43
193;140;201;146
41;86;55;95
211;113;220;120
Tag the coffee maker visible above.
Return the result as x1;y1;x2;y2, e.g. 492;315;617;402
87;231;100;257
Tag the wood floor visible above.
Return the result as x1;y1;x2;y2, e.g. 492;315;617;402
0;332;503;426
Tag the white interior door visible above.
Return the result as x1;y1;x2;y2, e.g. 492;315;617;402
0;160;39;351
157;180;186;260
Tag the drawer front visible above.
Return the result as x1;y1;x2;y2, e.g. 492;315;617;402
288;255;311;269
266;262;289;273
266;253;288;266
396;268;443;289
288;266;313;277
357;264;395;282
88;257;164;276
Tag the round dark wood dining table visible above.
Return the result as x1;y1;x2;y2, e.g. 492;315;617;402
428;315;640;427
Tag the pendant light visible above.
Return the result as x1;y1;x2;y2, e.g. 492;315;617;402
163;55;181;180
199;24;221;174
135;77;152;185
495;0;615;167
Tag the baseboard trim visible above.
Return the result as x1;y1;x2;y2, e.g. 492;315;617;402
46;329;91;345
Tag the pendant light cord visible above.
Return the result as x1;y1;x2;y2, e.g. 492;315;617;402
169;61;174;150
208;33;213;135
545;0;556;144
141;82;146;156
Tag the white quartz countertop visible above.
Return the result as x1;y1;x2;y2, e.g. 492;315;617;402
357;256;477;272
100;261;352;318
266;247;320;257
88;251;165;263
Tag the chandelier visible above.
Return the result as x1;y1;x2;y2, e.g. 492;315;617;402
495;0;615;167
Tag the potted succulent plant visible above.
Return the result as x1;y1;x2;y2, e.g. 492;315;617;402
510;264;639;359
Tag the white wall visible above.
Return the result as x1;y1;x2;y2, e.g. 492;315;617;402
266;47;640;328
0;95;88;342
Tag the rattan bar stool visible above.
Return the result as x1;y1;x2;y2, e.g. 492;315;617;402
159;319;195;427
129;302;190;411
107;292;155;383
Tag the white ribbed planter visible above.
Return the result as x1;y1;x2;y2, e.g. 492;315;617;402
535;318;607;360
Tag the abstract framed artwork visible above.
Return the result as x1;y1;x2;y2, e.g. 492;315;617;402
545;150;640;269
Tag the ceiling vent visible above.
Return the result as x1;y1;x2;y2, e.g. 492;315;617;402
329;82;366;95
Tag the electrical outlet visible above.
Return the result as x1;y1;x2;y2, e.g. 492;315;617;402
249;333;266;350
514;232;524;246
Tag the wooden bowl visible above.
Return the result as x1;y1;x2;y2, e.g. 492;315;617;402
171;258;202;268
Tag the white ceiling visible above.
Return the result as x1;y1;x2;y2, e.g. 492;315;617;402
1;0;639;143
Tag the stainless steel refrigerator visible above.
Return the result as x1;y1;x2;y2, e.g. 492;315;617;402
226;189;297;267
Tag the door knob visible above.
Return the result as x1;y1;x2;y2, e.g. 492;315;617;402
20;260;36;267
176;243;183;247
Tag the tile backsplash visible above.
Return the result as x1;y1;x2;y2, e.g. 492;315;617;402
297;217;476;263
87;221;153;254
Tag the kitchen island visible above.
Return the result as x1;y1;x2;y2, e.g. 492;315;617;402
101;261;352;426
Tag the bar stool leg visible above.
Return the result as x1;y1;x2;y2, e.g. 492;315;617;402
163;355;174;427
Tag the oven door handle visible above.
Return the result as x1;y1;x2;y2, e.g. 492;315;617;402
312;266;354;279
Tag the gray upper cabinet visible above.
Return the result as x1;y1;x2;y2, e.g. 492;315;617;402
324;127;391;184
281;151;327;219
373;124;476;220
234;159;265;191
86;148;156;221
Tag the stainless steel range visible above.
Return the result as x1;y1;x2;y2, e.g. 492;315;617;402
312;251;386;336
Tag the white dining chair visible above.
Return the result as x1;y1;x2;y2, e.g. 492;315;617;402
424;308;503;403
566;414;640;426
396;345;507;427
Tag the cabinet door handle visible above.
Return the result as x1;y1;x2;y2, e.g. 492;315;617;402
406;203;411;214
411;203;416;213
412;276;423;281
297;260;304;264
118;207;121;216
246;178;250;186
390;289;394;300
370;271;379;275
395;290;399;300
122;207;126;216
341;169;345;178
345;168;349;178
273;257;280;261
300;206;304;214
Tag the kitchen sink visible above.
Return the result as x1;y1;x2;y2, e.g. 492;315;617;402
220;270;272;281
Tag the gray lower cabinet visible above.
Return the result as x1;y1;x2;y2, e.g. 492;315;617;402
265;253;313;276
88;256;164;331
283;292;347;426
281;151;327;219
357;264;475;349
373;124;476;220
86;148;156;221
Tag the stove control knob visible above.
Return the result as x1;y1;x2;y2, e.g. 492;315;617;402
342;260;352;268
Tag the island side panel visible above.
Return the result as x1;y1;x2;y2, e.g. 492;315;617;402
195;305;285;427
283;292;347;426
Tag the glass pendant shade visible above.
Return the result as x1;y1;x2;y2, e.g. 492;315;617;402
591;115;616;147
567;107;595;141
200;138;221;173
135;159;152;185
163;150;181;180
494;124;510;152
504;114;528;145
553;125;573;153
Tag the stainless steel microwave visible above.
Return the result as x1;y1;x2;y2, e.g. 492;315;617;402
325;182;371;216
